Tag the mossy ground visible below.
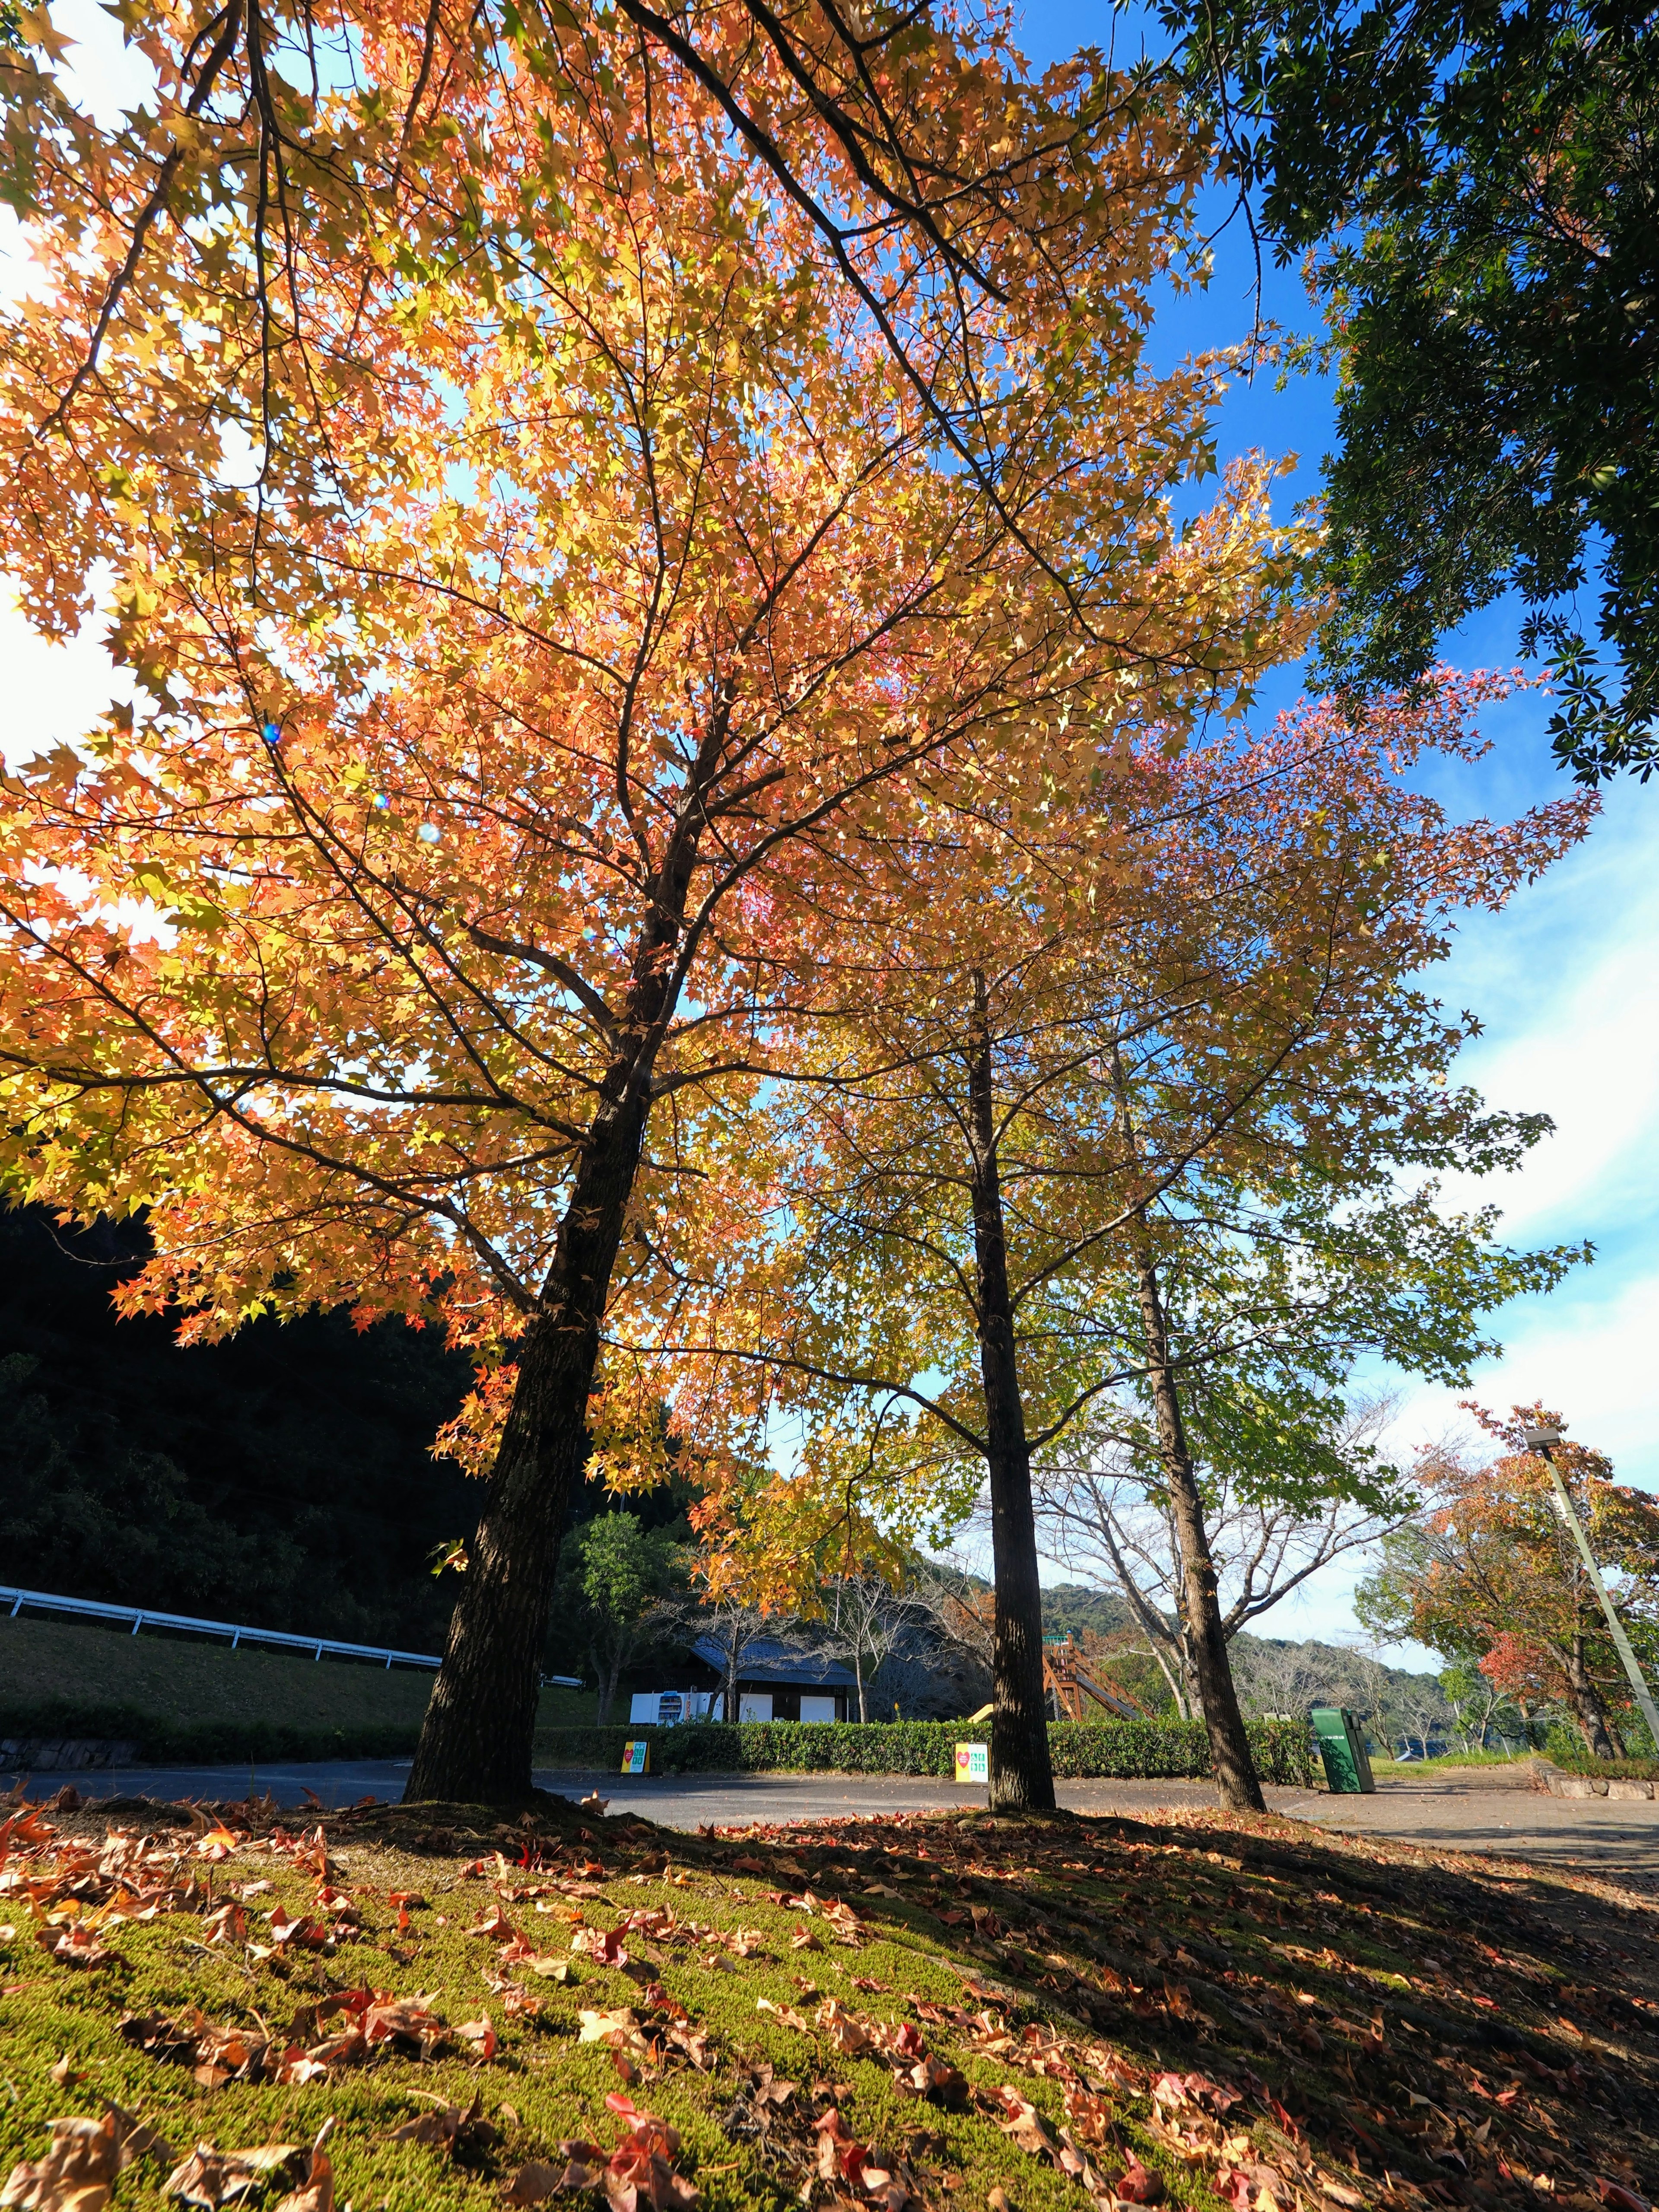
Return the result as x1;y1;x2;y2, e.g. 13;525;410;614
2;1785;1655;2212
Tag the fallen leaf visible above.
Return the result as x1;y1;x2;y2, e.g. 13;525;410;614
2;2113;121;2212
503;2161;563;2206
35;1925;110;1969
273;2124;335;2212
163;2142;303;2208
386;2097;499;2158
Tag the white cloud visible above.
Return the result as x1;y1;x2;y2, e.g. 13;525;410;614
1430;794;1659;1246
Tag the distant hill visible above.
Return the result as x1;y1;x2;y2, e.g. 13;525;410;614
1038;1583;1135;1640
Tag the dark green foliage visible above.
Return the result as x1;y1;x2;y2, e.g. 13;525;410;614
0;1700;422;1765
0;1205;476;1644
534;1716;1318;1786
1166;0;1659;779
1036;1584;1135;1640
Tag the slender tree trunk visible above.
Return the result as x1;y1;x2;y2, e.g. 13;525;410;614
1132;1240;1266;1813
406;813;706;1803
855;1649;868;1724
1563;1635;1616;1757
1093;1512;1191;1717
966;973;1055;1814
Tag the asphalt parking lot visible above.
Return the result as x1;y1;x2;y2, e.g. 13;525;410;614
34;1757;1659;1891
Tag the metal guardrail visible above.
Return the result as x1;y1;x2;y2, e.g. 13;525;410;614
1;1583;582;1686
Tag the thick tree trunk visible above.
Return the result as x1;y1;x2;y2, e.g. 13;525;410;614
966;974;1055;1814
1132;1242;1266;1814
1564;1634;1616;1758
406;812;705;1804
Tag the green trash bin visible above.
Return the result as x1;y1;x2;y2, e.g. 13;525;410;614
1311;1706;1376;1794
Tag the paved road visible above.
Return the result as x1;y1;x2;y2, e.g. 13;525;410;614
27;1760;1659;1891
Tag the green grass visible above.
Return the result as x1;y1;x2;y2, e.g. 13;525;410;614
1546;1749;1659;1781
1367;1749;1537;1776
1;1778;1655;2212
0;1613;597;1762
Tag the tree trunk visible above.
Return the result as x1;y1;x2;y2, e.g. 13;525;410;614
855;1649;868;1724
601;1654;624;1729
1563;1634;1616;1758
966;973;1055;1814
1132;1240;1266;1813
406;813;706;1804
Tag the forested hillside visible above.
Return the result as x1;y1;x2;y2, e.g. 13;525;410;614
0;1205;478;1646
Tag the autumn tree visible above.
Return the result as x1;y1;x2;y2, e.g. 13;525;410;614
0;0;1312;1804
682;677;1589;1811
1032;1396;1414;1719
1356;1405;1659;1758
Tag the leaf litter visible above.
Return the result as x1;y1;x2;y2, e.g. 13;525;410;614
2;1792;1657;2212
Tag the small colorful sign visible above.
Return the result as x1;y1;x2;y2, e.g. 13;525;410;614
621;1740;650;1775
954;1741;988;1784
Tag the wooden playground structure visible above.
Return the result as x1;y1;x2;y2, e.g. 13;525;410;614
1042;1633;1149;1722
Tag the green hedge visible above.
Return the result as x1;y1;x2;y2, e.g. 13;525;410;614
534;1716;1316;1787
0;1699;422;1768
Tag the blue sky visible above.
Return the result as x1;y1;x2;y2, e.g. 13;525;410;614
1007;0;1659;1654
6;0;1656;1666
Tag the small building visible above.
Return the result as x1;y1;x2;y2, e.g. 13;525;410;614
628;1636;858;1726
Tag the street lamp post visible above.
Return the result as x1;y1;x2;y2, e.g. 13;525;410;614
1520;1422;1659;1751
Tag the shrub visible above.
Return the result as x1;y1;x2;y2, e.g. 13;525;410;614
533;1716;1317;1787
0;1698;422;1768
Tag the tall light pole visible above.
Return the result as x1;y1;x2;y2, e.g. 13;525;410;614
1521;1421;1659;1750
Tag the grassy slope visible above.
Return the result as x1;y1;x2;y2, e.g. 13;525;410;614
0;1786;1653;2212
0;1614;597;1755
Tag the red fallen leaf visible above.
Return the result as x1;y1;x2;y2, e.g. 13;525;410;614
276;2047;333;2086
1597;2186;1650;2212
466;1904;516;1942
363;1995;447;2056
37;1923;111;1968
1116;2164;1166;2204
910;2052;966;2102
815;2001;874;2054
731;1858;768;1875
274;2122;336;2212
265;1906;327;1950
456;2017;497;2061
1216;2168;1255;2210
200;1901;248;1945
